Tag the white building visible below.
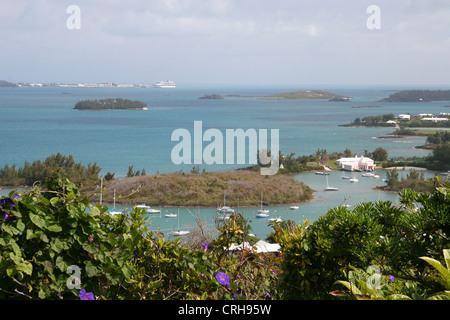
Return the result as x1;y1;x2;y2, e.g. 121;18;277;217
336;155;375;172
398;114;411;120
422;117;448;122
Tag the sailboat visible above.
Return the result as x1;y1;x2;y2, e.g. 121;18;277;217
324;175;339;191
107;189;122;215
217;191;234;214
171;208;190;236
256;190;270;218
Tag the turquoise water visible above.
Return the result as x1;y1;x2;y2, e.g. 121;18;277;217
0;86;447;238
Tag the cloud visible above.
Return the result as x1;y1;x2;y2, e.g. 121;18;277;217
303;24;319;37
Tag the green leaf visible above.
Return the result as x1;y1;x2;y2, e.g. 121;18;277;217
16;219;25;232
50;238;64;253
30;212;46;229
16;261;33;276
45;223;62;233
55;256;68;272
50;197;60;206
85;260;99;277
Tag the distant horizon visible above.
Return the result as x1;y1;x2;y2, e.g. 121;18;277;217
1;78;450;90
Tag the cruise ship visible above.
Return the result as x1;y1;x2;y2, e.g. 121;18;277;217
155;80;176;88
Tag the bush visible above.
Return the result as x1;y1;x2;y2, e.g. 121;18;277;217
275;178;450;298
0;173;279;300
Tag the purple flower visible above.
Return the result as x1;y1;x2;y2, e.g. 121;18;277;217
88;237;93;243
235;281;242;297
388;275;395;283
2;211;8;220
79;289;95;300
0;198;14;208
215;272;230;287
265;291;271;298
201;243;210;252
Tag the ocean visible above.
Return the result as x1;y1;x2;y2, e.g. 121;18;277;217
0;85;446;238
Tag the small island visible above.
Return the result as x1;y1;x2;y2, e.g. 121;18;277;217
73;98;147;110
227;90;350;101
199;94;224;100
380;90;450;102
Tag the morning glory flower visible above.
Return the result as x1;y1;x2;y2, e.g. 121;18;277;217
215;272;230;287
201;243;210;252
79;289;95;300
388;275;395;283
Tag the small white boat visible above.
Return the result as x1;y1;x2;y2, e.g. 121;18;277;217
171;208;189;236
289;205;299;210
325;175;339;191
362;172;375;177
171;230;190;236
217;191;235;213
269;217;283;223
258;190;270;216
108;190;122;215
134;203;160;214
217;206;234;213
373;174;380;178
349;177;358;182
165;213;177;218
256;212;270;218
342;176;351;179
134;203;151;210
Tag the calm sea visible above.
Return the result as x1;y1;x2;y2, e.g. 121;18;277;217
0;85;446;238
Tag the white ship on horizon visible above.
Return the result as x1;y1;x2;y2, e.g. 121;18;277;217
155;80;176;88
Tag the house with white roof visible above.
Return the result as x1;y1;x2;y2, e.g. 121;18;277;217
336;155;375;172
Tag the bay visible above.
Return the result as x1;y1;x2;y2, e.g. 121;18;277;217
0;85;446;238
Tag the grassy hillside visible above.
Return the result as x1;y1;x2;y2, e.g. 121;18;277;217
100;170;313;207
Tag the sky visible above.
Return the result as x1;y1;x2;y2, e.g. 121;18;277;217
1;0;450;86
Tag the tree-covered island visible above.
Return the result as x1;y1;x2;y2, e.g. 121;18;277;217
74;98;147;110
380;89;450;102
227;90;350;101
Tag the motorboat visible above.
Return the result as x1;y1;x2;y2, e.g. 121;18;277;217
349;177;359;182
164;213;177;218
134;203;161;214
289;205;299;210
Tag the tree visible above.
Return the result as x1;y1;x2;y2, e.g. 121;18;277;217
386;168;399;188
372;147;388;162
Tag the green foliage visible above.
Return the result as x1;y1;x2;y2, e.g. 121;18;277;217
275;179;450;298
335;249;450;300
0;153;101;186
372;147;388;162
0;174;279;300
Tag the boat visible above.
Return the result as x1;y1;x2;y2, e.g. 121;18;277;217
217;191;235;214
257;190;270;217
155;80;176;88
171;208;189;236
269;217;283;223
342;176;351;179
373;174;380;178
164;212;177;218
289;205;299;210
362;172;375;177
324;175;339;191
146;208;161;214
107;190;122;215
134;203;161;214
256;212;270;218
349;177;359;182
